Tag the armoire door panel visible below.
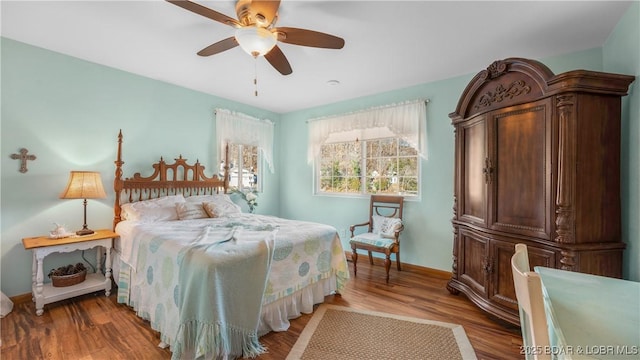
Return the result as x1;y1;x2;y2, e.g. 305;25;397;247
489;100;552;239
459;229;488;296
460;116;487;226
489;239;556;311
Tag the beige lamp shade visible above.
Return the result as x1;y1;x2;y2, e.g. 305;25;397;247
60;171;107;199
60;171;106;236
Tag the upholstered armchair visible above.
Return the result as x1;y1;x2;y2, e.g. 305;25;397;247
349;195;404;283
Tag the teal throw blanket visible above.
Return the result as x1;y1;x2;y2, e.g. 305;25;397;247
172;225;277;359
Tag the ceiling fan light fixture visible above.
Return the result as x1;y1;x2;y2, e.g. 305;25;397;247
235;27;277;57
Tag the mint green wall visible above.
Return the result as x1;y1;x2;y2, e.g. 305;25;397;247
1;38;281;297
2;3;638;298
603;1;639;281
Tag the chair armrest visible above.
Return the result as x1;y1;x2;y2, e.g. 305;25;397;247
349;222;370;237
392;224;405;242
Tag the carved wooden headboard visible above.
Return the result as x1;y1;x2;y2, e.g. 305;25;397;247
113;130;229;229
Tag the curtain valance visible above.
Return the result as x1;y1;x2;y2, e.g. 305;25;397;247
215;108;275;173
307;99;428;163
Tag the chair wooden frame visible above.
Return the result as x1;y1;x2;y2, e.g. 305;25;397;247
349;195;404;283
511;243;551;360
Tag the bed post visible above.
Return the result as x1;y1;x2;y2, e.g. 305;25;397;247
113;130;124;230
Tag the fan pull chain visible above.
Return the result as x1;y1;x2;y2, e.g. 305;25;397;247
254;56;258;97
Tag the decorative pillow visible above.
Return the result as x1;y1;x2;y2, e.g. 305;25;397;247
372;214;402;238
120;195;185;222
175;202;209;220
125;206;179;222
203;201;242;218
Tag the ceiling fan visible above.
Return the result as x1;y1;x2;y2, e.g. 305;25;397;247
167;0;345;75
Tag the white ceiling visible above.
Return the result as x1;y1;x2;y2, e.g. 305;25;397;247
1;1;632;114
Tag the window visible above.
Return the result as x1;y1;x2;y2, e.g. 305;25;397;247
318;137;419;196
309;99;427;197
223;144;260;191
215;108;274;192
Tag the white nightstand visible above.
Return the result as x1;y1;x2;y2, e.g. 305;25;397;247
22;229;118;316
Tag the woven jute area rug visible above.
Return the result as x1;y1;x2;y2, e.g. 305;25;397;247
286;304;477;360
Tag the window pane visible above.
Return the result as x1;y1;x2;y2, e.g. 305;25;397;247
367;140;380;157
222;144;240;188
400;177;418;194
399;157;418;176
317;136;419;197
347;158;361;176
348;141;361;158
381;157;396;175
366;158;381;177
345;142;361;176
320;162;332;177
346;177;361;192
223;144;261;190
338;151;349;178
320;177;333;192
319;142;363;194
378;177;392;193
242;145;258;189
399;139;418;156
380;138;397;156
228;144;240;172
320;144;334;177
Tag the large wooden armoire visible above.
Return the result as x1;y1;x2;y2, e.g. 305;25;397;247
446;58;634;325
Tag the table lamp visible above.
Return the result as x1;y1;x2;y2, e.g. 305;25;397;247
59;171;107;235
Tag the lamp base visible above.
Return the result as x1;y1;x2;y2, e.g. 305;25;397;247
76;228;95;236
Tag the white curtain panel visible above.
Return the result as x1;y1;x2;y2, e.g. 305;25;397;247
307;99;428;163
215;108;275;173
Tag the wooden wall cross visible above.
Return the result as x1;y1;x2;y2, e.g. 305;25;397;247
10;148;36;173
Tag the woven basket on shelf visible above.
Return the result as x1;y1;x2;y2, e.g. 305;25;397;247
51;269;87;287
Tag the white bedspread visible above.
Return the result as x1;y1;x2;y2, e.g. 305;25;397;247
114;213;349;359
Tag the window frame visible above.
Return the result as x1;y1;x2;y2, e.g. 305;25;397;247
314;136;421;198
223;143;262;192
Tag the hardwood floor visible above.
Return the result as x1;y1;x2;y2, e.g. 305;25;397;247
1;259;524;359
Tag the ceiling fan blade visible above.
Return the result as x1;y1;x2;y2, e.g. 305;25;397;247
167;0;241;28
273;27;345;49
264;45;292;75
197;37;239;56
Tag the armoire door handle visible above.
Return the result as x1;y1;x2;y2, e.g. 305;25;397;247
483;157;494;184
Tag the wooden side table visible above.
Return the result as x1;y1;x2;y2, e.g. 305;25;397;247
22;229;119;316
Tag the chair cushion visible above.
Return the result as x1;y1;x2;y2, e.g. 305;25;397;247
350;233;396;249
372;215;402;238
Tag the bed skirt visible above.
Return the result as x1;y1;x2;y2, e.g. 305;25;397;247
112;252;338;341
258;275;336;335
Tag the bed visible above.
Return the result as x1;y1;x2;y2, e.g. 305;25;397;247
111;131;349;359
